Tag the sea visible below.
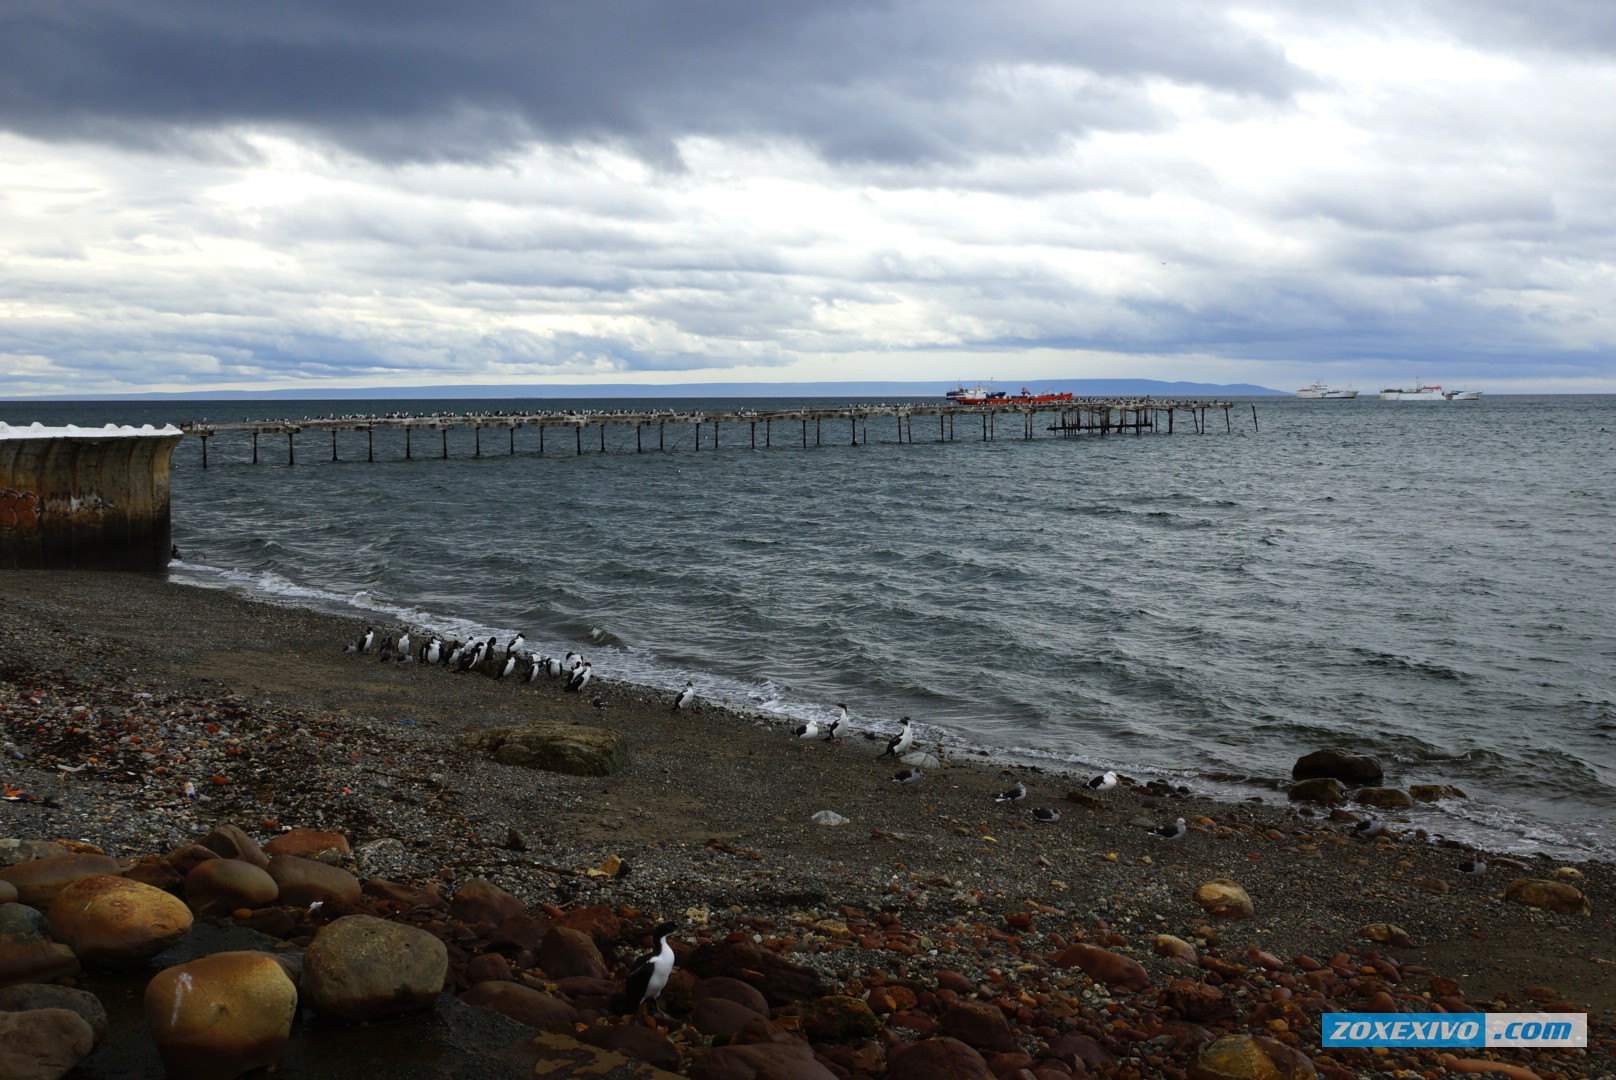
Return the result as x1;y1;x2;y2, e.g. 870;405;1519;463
7;393;1614;861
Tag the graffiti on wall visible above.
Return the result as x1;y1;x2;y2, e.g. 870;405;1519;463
0;489;44;530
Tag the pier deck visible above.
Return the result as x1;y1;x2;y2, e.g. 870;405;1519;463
178;398;1243;467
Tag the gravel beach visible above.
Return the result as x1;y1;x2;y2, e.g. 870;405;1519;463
2;569;1612;1079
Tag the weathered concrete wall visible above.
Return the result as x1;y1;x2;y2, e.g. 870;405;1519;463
0;425;184;570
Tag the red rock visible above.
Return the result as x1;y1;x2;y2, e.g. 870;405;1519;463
46;875;194;966
184;858;278;916
361;879;446;910
538;927;607;980
936;970;975;995
460;982;578;1032
1161;978;1235;1024
888;1037;995;1080
889;1010;939;1037
0;854;122;908
263;828;351;864
696;997;771;1039
1044;1034;1114;1070
0;1007;96;1080
0;937;82;989
987;1049;1036;1077
265;855;360;908
690;1036;839;1080
1363;990;1398;1013
578;1022;682;1071
162;844;221;877
683;939;827;1006
1051;944;1150;993
697;976;772;1019
940;1001;1018;1053
198;824;270;869
448;878;526;929
486;913;550;953
463;952;514;985
553;903;621;943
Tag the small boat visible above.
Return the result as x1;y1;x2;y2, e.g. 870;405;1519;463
1295;381;1359;400
946;384;1073;405
1444;389;1482;401
1379;384;1445;401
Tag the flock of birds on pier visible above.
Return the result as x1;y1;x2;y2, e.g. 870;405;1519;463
343;624;1490;880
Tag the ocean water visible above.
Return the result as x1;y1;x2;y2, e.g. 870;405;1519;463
8;394;1614;859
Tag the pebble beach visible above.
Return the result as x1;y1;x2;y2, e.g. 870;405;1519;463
2;569;1612;1079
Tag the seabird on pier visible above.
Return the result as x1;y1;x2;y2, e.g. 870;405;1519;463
1351;816;1383;840
672;681;695;712
994;780;1027;804
618;922;678;1016
892;766;922;785
1148;817;1188;840
567;661;594;693
821;703;849;741
794;719;820;739
1031;807;1062;823
1086;771;1118;791
1457;857;1487;879
878;717;914;759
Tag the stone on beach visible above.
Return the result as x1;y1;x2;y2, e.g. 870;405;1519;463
0;854;123;908
459;981;579;1032
183;858;279;915
0;983;108;1043
198;824;271;869
1154;933;1200;965
1051;942;1151;992
458;721;630;776
449;876;527;929
45;874;194;965
301;914;449;1022
143;950;298;1080
265;854;361;908
793;994;882;1043
1190;1033;1316;1079
0;880;15;904
1286;778;1348;806
1355;786;1415;809
887;1036;995;1080
1291;748;1383;786
0;1006;96;1080
0;935;80;989
1193;878;1254;920
1409;783;1467;802
938;1000;1018;1052
538;926;608;980
263;827;351;864
1504;878;1592;915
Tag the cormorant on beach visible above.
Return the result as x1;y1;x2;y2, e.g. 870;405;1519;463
878;716;914;759
672;681;695;711
615;922;678;1016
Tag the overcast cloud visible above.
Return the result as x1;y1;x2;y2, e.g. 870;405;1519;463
3;0;1614;396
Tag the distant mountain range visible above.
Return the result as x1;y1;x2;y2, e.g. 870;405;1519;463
24;378;1287;401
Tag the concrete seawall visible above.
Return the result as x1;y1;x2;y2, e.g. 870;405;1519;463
0;423;184;570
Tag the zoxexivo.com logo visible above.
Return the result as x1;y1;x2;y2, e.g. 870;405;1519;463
1322;1013;1587;1048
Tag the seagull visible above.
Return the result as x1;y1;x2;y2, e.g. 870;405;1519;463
1351;816;1383;840
619;922;678;1016
1457;857;1487;879
794;719;820;739
994;780;1027;804
1148;817;1188;840
1031;807;1062;824
671;681;695;712
892;766;923;786
822;703;849;741
1086;771;1118;791
567;661;594;693
878;717;914;759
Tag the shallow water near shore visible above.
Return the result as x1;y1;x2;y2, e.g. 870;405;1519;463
8;393;1615;859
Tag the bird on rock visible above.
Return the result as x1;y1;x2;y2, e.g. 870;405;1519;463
878;716;914;759
617;922;678;1017
994;780;1027;804
1148;817;1188;841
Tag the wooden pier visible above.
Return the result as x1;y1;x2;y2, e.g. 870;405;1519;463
178;399;1241;467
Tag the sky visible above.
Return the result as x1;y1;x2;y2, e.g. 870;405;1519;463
3;1;1615;397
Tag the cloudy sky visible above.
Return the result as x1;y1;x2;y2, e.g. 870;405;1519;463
3;1;1615;397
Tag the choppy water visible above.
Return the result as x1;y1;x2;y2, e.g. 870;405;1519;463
8;394;1615;859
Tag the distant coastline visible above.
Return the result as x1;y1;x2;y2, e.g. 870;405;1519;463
9;378;1288;402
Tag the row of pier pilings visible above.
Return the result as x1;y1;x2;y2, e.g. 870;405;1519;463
180;400;1245;467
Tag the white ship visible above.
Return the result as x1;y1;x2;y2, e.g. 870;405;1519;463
1444;389;1482;401
1295;381;1359;400
1379;384;1445;401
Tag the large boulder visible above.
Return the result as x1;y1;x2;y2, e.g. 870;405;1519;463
458;722;630;776
460;982;578;1032
448;877;526;929
1286;778;1348;807
197;825;270;869
887;1037;994;1080
0;855;122;908
0;1007;96;1080
144;951;298;1080
1291;749;1383;786
0;936;80;989
684;939;826;1006
1190;1033;1316;1079
538;927;607;980
1051;943;1150;992
1193;879;1254;920
1505;879;1592;915
938;1001;1016;1053
263;828;351;864
0;984;108;1043
184;859;279;915
1355;786;1414;809
45;875;193;966
301;914;447;1022
265;855;361;908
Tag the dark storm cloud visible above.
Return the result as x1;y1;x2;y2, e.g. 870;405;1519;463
0;0;1307;163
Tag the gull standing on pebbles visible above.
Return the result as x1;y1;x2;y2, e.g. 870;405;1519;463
794;719;820;739
1458;857;1487;879
1149;817;1188;840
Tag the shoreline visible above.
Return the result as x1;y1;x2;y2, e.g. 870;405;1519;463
165;558;1608;865
2;569;1613;1076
